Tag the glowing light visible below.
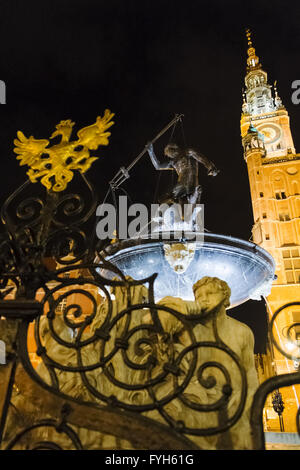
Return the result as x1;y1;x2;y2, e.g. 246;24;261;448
286;341;296;352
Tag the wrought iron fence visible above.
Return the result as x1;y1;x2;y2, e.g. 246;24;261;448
0;170;299;450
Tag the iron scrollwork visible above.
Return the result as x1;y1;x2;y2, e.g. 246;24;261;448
0;165;258;450
0;149;299;449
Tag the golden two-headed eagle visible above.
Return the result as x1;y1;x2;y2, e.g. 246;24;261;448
13;109;114;192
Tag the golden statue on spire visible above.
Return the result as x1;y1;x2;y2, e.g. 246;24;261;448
13;109;114;192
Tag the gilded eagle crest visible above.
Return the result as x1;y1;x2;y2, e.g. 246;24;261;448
13;109;114;192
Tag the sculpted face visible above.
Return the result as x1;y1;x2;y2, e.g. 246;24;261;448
164;143;180;159
164;242;196;274
193;278;230;313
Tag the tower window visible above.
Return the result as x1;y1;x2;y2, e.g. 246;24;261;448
283;249;300;283
262;212;267;219
279;213;290;221
294;259;300;269
265;234;270;240
277;143;281;149
282;249;299;258
284;260;292;269
260;192;264;197
286;272;295;283
275;191;287;199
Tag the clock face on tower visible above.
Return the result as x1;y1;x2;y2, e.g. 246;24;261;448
257;123;282;145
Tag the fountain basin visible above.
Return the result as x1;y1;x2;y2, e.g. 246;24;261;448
100;232;275;308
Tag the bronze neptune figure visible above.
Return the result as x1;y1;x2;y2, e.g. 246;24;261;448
146;142;219;205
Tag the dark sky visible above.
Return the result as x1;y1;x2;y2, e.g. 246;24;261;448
0;0;300;352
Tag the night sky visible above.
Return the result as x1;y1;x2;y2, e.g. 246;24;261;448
0;0;300;352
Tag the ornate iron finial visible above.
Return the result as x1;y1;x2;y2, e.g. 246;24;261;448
13;110;115;192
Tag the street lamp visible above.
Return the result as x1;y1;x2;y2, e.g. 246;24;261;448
272;389;285;432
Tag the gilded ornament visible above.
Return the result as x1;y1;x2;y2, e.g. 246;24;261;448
13;110;114;192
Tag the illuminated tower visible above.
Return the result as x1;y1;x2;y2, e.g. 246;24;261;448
241;30;300;433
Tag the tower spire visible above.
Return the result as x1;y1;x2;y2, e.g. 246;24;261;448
241;30;295;157
242;29;278;117
246;28;261;71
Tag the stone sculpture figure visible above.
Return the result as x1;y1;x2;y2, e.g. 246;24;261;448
163;242;196;274
149;276;259;450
